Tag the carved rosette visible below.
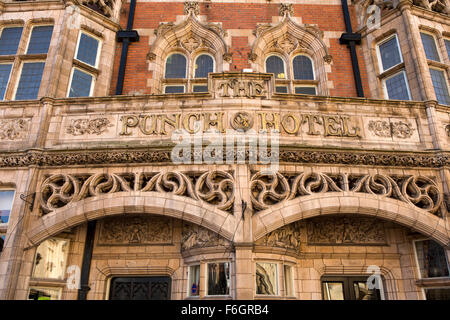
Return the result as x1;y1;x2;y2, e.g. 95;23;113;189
368;120;415;139
307;216;386;245
230;112;254;132
181;222;231;251
250;171;443;215
255;221;301;253
0;118;30;140
98;216;173;245
39;171;235;214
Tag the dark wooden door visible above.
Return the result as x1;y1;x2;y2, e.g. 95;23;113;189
109;277;171;300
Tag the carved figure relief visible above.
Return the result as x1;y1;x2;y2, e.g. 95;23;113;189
255;221;301;253
0;119;30;140
66;118;113;136
368;120;415;139
307;216;386;245
181;223;231;251
97;216;173;245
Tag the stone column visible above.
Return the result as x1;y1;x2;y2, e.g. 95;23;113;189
234;243;253;300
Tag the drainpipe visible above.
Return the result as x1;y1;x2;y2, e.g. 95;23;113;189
339;0;364;98
77;220;97;300
115;0;140;95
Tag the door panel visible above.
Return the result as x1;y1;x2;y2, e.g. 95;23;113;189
109;277;171;300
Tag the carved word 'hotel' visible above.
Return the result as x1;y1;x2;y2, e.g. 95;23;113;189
0;0;449;300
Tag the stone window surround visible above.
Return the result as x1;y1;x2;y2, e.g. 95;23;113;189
0;19;54;101
66;29;103;98
374;32;412;100
204;260;232;298
163;50;216;94
264;52;318;95
254;259;298;299
412;238;450;280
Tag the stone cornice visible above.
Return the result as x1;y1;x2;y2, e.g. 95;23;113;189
0;147;448;168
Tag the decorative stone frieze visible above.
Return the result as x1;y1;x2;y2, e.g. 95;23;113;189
38;170;235;214
250;171;443;214
306;216;386;245
368;120;415;139
66;118;113;136
97;216;173;245
181;222;231;251
0;119;30;141
82;0;116;18
255;221;301;253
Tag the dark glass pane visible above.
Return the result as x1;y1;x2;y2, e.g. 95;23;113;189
266;56;285;79
379;37;401;71
194;54;213;78
415;240;450;278
0;64;12;100
193;85;208;92
353;282;381;300
15;62;45;100
295;86;316;95
165;54;186;78
445;39;450;60
322;282;344;300
76;33;99;66
0;190;14;224
421;33;440;62
68;69;93;97
385;72;410;100
425;289;450;300
109;277;171;300
0;27;23;55
28;287;60;300
207;263;230;295
27;26;53;54
430;69;450;105
275;86;288;93
164;86;184;94
293;55;314;80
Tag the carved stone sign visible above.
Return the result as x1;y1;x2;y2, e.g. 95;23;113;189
307;216;386;245
255;221;301;253
97;215;173;245
181;222;231;251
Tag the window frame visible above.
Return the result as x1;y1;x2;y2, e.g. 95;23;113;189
255;261;279;297
31;237;70;281
66;66;96;98
193;53;215;79
265;54;287;80
444;38;450;61
0;24;24;56
28;286;62;300
283;263;295;298
376;34;404;74
413;238;450;280
0;188;15;230
13;59;46;101
24;24;54;55
420;31;442;63
321;275;384;300
382;70;412;101
205;261;232;297
0;63;13;100
164;52;188;80
74;30;102;69
428;67;450;106
187;264;201;298
291;54;315;81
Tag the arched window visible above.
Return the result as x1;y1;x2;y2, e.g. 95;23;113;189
265;55;285;79
194;54;214;78
293;55;314;80
165;53;187;79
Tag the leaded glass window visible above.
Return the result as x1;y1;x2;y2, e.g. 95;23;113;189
266;55;285;79
0;64;12;100
27;26;53;54
415;239;450;278
0;190;14;224
194;54;213;78
445;39;450;60
0;27;23;55
293;55;314;80
76;33;100;67
429;69;450;105
207;262;230;296
15;62;45;100
165;54;187;79
384;71;410;100
256;262;278;295
378;36;402;71
68;68;94;97
420;33;440;62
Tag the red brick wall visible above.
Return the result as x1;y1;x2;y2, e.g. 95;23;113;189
110;2;370;98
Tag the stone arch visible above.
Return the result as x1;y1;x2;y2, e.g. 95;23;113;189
252;192;449;247
149;10;229;93
249;14;331;95
26;192;236;246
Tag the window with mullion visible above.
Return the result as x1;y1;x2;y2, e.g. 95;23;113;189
378;36;402;72
68;68;94;97
384;71;411;100
0;64;12;100
0;27;23;56
15;62;45;100
429;68;450;106
27;26;53;54
420;33;441;62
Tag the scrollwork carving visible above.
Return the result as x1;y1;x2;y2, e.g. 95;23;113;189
368;120;415;139
66;118;113;136
0;119;30;140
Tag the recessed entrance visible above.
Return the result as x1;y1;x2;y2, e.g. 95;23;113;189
109;277;172;300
